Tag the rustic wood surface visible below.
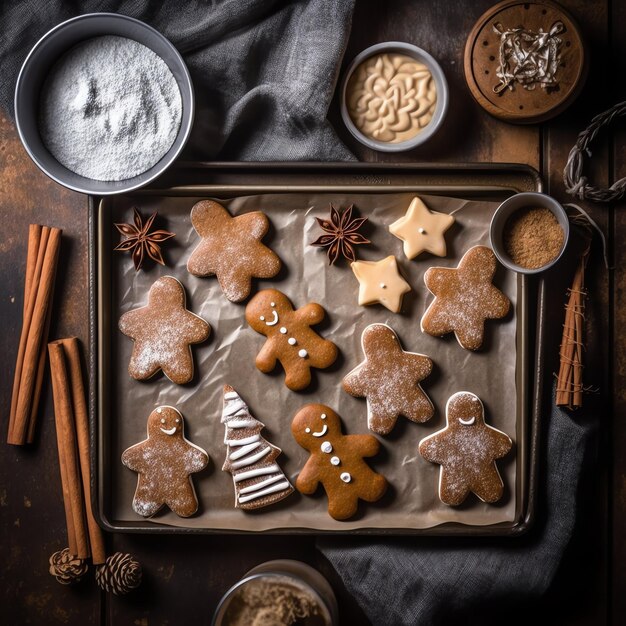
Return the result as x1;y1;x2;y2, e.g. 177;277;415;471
0;0;619;624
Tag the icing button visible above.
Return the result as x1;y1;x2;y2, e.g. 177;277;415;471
280;327;287;334
330;456;340;466
340;472;351;483
298;349;308;358
321;441;332;454
288;337;297;345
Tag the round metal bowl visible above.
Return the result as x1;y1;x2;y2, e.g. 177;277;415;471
489;192;570;274
340;41;449;152
14;13;194;195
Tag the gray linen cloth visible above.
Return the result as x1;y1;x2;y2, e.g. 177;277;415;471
1;2;596;624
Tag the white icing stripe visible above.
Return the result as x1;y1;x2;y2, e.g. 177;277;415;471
231;446;271;469
229;441;261;460
224;391;239;400
238;473;285;494
233;464;280;482
225;434;260;446
226;419;257;428
238;481;291;503
223;399;247;416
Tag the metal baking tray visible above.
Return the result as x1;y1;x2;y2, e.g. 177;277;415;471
89;162;543;535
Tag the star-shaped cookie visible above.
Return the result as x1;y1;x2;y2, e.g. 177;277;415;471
418;392;512;505
389;196;455;259
119;276;211;384
351;255;411;313
187;200;281;302
343;324;434;435
420;245;510;350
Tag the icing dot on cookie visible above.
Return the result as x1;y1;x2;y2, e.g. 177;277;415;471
419;228;426;234
260;316;265;321
161;418;165;424
340;472;351;483
271;302;276;307
280;327;287;334
288;338;297;345
330;456;340;466
298;349;308;358
321;441;332;453
157;408;162;413
380;282;386;289
321;413;326;419
305;427;311;433
176;418;180;423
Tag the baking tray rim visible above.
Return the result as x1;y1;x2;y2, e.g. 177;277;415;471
88;161;542;536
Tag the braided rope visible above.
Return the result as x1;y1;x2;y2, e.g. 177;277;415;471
564;100;626;203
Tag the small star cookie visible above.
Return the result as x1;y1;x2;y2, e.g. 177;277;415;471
421;245;510;350
122;406;209;517
119;276;211;384
187;200;281;303
342;324;434;435
389;196;455;259
351;255;411;313
418;392;512;506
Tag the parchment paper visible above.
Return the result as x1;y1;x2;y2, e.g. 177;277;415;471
104;192;519;531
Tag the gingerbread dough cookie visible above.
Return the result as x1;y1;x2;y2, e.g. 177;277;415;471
421;245;510;350
342;324;434;435
121;406;209;517
351;255;411;313
291;405;387;520
187;200;281;303
389;196;455;259
418;392;512;506
245;289;338;391
118;276;210;384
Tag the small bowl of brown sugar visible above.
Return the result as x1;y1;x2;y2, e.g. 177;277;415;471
490;192;569;274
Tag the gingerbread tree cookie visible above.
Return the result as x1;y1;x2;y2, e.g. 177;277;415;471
291;404;387;520
187;200;281;302
389;196;455;259
418;392;512;506
121;406;209;517
420;245;510;350
118;276;211;384
342;323;434;435
221;385;294;510
245;289;338;391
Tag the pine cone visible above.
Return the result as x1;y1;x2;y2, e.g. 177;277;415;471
49;548;88;585
96;552;142;595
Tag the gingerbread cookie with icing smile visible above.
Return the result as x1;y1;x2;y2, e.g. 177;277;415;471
121;406;209;517
245;289;338;391
418;392;512;505
292;404;387;520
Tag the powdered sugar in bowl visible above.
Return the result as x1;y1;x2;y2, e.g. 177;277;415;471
14;13;194;195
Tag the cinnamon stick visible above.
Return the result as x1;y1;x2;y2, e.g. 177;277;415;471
23;225;42;318
59;338;106;564
8;226;62;445
48;342;90;559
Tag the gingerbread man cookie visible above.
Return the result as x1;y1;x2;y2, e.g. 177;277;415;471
121;406;209;517
421;245;510;350
342;324;434;435
389;196;455;259
418;392;512;506
245;289;338;391
118;276;211;384
291;405;387;520
187;200;281;303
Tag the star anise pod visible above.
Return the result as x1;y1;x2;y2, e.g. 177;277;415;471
114;208;175;271
310;204;370;265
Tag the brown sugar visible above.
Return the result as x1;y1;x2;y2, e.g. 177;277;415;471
503;207;565;269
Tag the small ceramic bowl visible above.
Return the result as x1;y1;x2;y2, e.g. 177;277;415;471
212;559;338;626
489;192;570;274
14;13;194;195
340;41;448;152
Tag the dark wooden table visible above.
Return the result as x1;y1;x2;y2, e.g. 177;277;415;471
1;0;623;624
